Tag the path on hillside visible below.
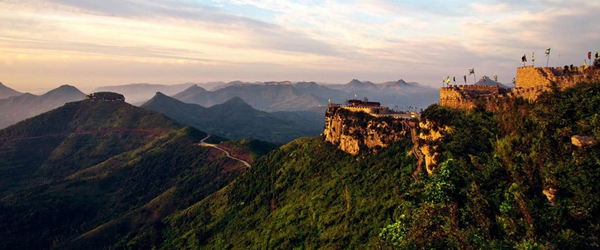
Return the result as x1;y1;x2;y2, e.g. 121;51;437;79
199;135;251;168
402;120;424;180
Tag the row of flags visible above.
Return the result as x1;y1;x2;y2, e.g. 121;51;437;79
522;49;598;67
443;68;498;85
521;48;551;63
445;49;598;87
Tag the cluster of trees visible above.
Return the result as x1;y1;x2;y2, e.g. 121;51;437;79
380;81;600;248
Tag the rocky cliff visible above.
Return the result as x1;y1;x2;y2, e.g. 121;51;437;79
323;106;410;155
417;120;451;174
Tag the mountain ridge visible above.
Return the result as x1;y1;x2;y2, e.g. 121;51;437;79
0;82;22;99
142;93;322;142
0;85;86;129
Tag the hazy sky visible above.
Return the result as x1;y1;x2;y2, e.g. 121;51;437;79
1;0;599;93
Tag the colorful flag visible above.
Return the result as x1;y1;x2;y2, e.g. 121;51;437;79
588;51;592;60
468;68;475;75
494;75;498;82
521;54;527;62
512;78;516;84
545;48;551;56
453;76;456;83
483;75;487;82
532;52;535;61
446;76;451;84
584;60;587;69
463;75;467;83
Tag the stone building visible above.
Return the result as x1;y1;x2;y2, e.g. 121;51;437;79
440;65;600;110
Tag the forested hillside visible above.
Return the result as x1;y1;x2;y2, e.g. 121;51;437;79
117;81;600;249
0;98;273;249
2;81;599;249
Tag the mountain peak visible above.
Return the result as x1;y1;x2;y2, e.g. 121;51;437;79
184;84;207;93
347;79;375;87
223;96;249;106
46;85;84;95
474;78;511;88
143;91;188;107
0;82;23;99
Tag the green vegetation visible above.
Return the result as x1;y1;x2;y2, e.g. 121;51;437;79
114;136;415;249
120;81;600;249
219;138;279;162
0;100;180;195
379;82;600;248
2;81;600;249
0;100;272;249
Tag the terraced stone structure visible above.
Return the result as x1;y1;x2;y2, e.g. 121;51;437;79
440;65;600;110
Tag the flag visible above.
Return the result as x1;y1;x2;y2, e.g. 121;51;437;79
545;48;551;56
446;76;451;84
453;76;456;83
584;60;587;69
532;52;535;61
512;78;516;84
483;75;487;82
468;68;475;75
494;75;498;82
596;51;599;59
588;51;592;60
463;75;467;83
521;54;527;62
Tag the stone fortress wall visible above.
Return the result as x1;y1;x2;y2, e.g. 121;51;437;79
440;65;600;109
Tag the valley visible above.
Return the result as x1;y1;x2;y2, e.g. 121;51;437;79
1;68;599;249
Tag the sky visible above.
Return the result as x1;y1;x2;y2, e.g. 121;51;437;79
0;0;599;93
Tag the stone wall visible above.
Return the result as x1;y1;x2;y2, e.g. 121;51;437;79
441;66;600;109
516;65;600;90
439;85;506;110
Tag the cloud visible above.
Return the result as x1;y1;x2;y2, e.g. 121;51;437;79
0;0;598;92
0;0;338;58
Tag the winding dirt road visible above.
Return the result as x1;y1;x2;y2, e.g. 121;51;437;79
199;135;251;168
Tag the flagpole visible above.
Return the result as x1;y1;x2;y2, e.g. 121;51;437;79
473;73;476;84
546;54;550;67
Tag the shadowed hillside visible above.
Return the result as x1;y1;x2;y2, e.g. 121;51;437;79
0;95;275;249
142;92;323;143
117;81;600;249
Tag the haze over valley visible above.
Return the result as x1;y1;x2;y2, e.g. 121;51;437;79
1;0;599;249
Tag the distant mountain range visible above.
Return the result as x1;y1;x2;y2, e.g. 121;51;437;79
170;79;438;112
0;82;22;99
473;78;513;88
141;92;323;143
0;85;86;129
93;83;193;104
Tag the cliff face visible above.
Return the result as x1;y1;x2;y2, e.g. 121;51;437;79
323;106;409;155
418;121;451;174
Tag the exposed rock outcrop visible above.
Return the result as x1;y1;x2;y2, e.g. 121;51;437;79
323;106;410;155
86;92;125;102
418;121;451;174
571;135;596;148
